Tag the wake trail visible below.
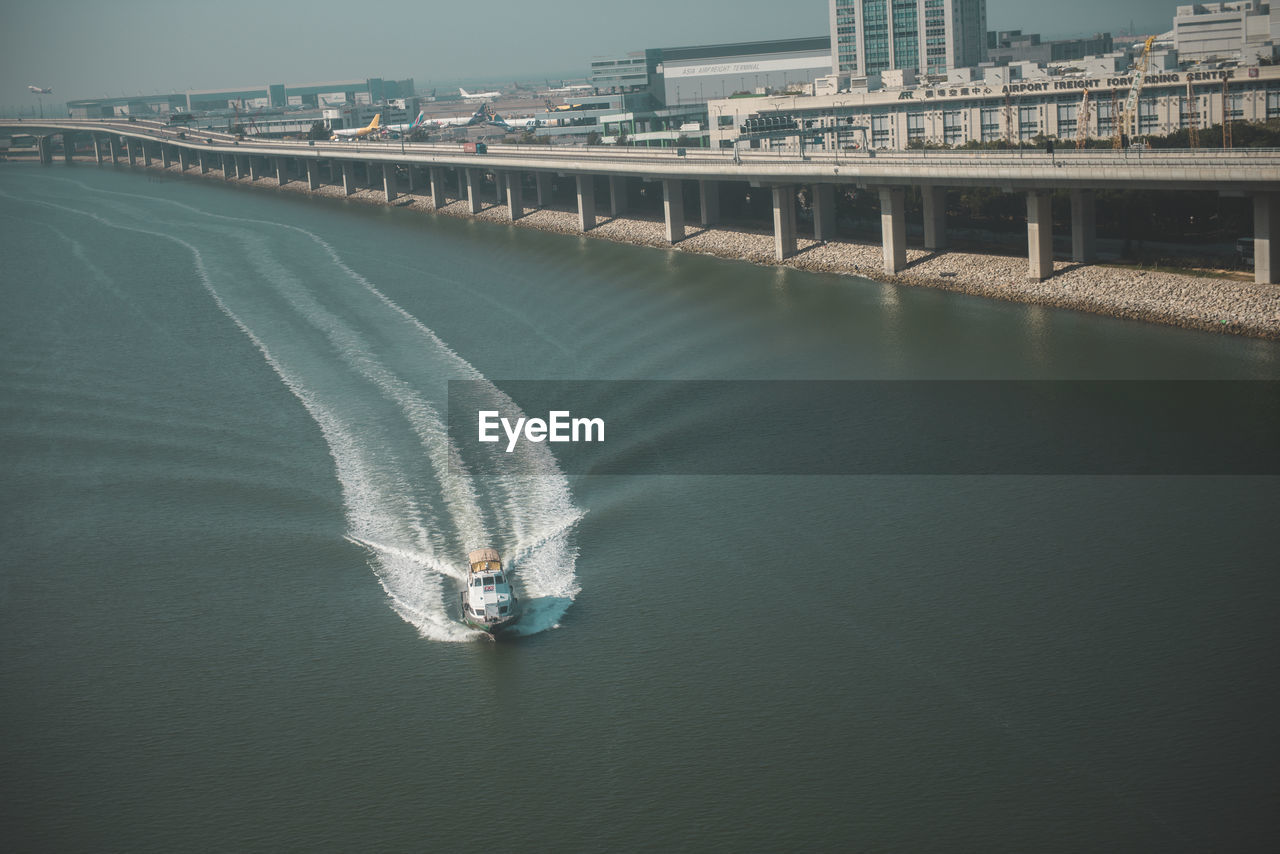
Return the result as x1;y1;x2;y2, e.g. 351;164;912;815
1;181;582;641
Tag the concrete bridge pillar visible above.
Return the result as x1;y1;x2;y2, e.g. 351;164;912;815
274;156;287;185
773;185;797;261
341;161;356;195
382;163;396;201
60;133;73;163
124;137;136;166
610;175;628;217
199;151;210;174
37;136;52;165
812;183;835;242
1070;190;1097;264
93;135;104;164
456;168;466;201
177;147;189;171
248;155;262;181
141;141;152;167
505;171;524;221
429;167;446;208
663;179;685;244
1026;191;1054;281
536;172;553;208
405;165;416;193
222;154;234;180
494;171;507;203
467;168;483;214
576;174;596;231
307;160;320;191
235;155;247;179
700;180;720;227
880;188;907;274
108;136;120;163
160;144;171;169
1255;192;1278;285
922;186;947;250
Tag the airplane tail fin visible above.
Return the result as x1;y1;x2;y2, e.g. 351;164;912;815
459;88;470;98
369;113;380;129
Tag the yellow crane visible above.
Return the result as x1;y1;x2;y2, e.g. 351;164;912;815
1076;88;1092;149
1113;34;1157;148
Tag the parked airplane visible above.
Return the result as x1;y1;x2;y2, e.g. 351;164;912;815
424;108;488;129
330;113;381;139
490;114;542;130
459;87;500;101
382;111;428;134
28;85;52;94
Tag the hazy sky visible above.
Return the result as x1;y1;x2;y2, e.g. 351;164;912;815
2;0;1186;107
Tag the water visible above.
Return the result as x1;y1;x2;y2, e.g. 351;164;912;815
2;162;1278;852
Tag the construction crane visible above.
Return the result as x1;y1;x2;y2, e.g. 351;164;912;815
1004;90;1015;146
1113;34;1157;148
1186;77;1199;149
1222;77;1234;149
1076;88;1092;149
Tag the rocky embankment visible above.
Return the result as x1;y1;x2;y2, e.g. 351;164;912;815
147;158;1280;340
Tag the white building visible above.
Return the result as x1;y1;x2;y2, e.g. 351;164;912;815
1173;1;1279;63
708;63;1280;151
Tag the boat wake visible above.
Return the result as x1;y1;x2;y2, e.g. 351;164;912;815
2;175;582;641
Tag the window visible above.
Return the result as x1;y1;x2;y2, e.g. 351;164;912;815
1268;90;1280;120
871;113;891;147
472;577;483;587
906;111;924;142
1057;103;1077;137
1018;104;1038;140
1226;92;1243;119
493;574;505;585
980;106;1000;142
1137;98;1157;133
942;110;962;145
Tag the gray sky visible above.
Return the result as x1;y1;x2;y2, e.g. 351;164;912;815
2;0;1186;107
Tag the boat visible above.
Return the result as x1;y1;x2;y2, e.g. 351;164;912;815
460;547;519;635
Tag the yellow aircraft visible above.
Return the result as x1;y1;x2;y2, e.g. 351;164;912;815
330;113;381;140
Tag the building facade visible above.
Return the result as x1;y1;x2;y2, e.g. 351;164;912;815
986;30;1115;65
1174;2;1279;63
830;0;987;78
709;63;1280;150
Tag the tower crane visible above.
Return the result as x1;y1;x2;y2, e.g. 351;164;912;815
1113;34;1157;148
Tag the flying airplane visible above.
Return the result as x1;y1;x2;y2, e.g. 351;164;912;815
459;87;500;101
330;113;381;139
28;85;53;94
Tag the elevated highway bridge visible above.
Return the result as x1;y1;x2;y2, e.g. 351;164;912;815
4;118;1277;284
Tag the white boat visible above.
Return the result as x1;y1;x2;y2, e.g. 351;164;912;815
460;548;519;635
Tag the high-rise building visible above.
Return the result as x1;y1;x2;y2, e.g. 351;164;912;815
830;0;987;78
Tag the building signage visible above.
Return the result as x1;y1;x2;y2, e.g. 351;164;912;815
668;55;828;79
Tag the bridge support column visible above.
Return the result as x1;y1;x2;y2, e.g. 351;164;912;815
1255;192;1278;285
663;178;685;244
1027;191;1054;281
576;174;596;232
250;155;263;180
1070;190;1096;264
160;144;171;169
307;160;320;190
93;135;104;163
494;171;506;203
536;172;553;208
812;183;836;242
880;187;907;274
199;151;209;174
222;154;234;180
235;155;247;179
430;167;446;208
125;138;137;166
141;141;152;167
773;185;797;261
700;180;720;227
456;168;466;200
62;133;75;163
108;136;119;163
467;168;483;213
37;136;52;165
272;156;286;185
382;163;396;201
922;185;946;250
610;175;628;217
177;147;190;172
405;165;416;193
341;161;356;195
505;171;524;220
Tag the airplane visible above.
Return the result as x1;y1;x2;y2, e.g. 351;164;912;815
490;113;542;130
423;107;488;129
28;85;53;94
330;112;381;139
545;82;592;94
381;111;428;134
459;87;500;101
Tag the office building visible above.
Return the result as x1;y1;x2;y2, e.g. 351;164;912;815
830;0;987;78
1173;2;1278;63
